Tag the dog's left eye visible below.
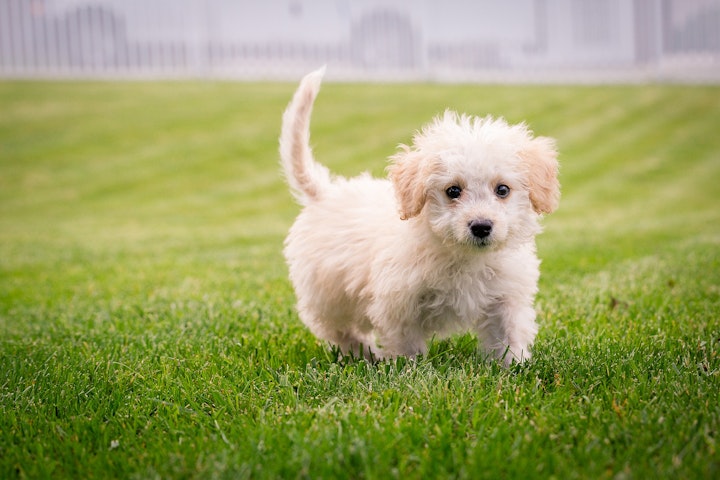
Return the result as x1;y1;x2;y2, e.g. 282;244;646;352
495;184;511;198
446;185;462;199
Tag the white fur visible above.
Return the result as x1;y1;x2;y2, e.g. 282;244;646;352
280;68;560;366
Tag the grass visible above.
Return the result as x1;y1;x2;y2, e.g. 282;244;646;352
0;78;719;479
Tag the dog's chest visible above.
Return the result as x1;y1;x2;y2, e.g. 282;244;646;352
417;267;495;334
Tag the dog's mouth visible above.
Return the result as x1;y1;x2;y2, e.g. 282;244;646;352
470;236;494;249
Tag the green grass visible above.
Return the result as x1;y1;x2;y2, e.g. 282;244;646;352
1;79;719;479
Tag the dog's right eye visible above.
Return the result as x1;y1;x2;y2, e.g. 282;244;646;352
446;185;462;199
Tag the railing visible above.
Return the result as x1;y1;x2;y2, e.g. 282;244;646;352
1;0;719;82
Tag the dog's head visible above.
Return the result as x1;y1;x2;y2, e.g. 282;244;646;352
388;111;559;249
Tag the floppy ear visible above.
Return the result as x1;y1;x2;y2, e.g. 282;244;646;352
388;145;429;220
519;136;560;214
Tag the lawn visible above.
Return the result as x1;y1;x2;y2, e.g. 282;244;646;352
0;78;719;479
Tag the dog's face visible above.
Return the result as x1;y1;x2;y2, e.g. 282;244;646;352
389;111;559;250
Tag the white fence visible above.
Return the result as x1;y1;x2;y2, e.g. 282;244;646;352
1;0;720;82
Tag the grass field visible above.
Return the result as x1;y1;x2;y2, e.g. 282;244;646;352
1;78;719;479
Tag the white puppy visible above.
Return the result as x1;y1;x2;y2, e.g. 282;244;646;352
280;68;559;365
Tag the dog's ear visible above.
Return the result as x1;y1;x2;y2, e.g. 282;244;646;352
519;136;560;214
388;146;428;220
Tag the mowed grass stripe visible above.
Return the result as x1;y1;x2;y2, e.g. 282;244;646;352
0;84;292;244
559;89;704;181
546;87;720;237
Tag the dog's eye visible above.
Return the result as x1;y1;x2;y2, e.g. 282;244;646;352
495;184;511;198
446;185;462;199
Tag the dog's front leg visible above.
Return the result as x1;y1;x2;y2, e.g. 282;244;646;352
366;299;428;360
479;301;538;366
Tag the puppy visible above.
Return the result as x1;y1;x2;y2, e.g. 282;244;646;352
280;67;559;365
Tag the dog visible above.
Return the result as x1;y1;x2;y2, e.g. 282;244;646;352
280;67;559;365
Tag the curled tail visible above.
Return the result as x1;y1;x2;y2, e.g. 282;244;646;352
280;67;331;205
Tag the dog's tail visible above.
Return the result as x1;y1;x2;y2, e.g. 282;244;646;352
280;66;332;205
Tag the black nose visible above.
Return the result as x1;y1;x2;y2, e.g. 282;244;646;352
469;220;493;239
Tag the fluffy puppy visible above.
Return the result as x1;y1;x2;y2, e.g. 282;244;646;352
280;67;559;365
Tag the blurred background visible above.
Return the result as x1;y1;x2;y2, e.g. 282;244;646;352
1;0;719;83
